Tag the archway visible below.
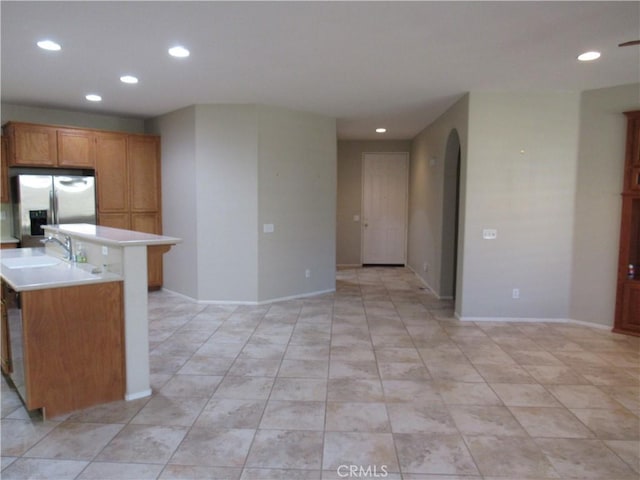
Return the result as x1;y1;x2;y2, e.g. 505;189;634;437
440;129;461;299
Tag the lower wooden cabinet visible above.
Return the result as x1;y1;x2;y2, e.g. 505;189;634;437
3;281;124;418
98;213;164;290
615;281;640;335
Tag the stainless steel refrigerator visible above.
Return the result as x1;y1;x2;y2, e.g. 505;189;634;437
12;174;96;247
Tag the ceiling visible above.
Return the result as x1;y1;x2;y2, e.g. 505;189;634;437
2;1;639;140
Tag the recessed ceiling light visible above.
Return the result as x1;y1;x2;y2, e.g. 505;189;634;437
577;51;601;61
168;46;190;58
85;94;102;102
120;75;139;84
376;128;387;133
37;39;61;51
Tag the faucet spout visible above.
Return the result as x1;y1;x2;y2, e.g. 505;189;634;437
42;234;74;261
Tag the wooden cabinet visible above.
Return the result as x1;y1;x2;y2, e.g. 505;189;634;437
129;135;161;212
4;123;57;167
2;121;166;288
1;283;13;375
614;111;640;335
4;122;96;168
3;281;124;418
96;133;129;213
95;133;164;289
127;135;163;289
57;129;96;168
1;136;9;203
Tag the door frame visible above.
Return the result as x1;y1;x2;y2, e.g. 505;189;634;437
360;151;410;266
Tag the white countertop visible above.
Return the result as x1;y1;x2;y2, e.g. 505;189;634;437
43;224;182;247
0;248;123;292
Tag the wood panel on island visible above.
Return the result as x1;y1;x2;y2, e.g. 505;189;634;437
2;122;165;289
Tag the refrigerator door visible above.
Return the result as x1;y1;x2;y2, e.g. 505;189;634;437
53;176;96;225
15;175;55;247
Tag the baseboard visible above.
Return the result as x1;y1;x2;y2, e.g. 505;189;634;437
160;287;336;306
406;265;439;297
566;318;612;330
460;316;571;323
125;389;152;401
459;316;613;330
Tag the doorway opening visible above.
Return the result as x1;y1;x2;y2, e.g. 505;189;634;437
440;130;461;300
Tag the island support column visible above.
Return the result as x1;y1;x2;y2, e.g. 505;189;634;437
122;245;152;400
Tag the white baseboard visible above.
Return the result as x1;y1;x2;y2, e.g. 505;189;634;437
406;265;438;297
460;316;571;323
160;287;336;306
125;389;152;401
459;316;613;330
566;318;612;330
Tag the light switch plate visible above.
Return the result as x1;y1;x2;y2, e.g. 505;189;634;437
482;228;497;240
263;224;275;233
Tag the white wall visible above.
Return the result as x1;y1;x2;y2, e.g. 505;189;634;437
150;104;336;303
408;95;469;314
462;92;580;320
257;106;337;301
570;84;640;327
146;107;198;298
194;105;259;302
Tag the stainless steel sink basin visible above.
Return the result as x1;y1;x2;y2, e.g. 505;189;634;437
1;255;62;269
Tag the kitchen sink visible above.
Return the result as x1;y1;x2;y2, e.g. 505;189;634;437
1;255;62;269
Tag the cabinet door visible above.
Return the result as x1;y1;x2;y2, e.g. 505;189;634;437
96;134;128;213
98;213;130;230
1;137;9;203
131;212;160;234
7;124;57;167
57;129;96;168
621;282;640;334
128;135;160;212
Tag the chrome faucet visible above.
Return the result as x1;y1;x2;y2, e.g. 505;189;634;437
42;234;73;261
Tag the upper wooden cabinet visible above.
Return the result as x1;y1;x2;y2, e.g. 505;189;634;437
128;135;161;212
4;122;95;168
57;129;96;168
4;123;57;167
95;133;129;213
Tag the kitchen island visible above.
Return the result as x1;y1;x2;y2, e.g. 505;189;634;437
1;224;181;417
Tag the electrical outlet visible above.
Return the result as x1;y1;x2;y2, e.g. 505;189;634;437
102;245;109;256
512;288;520;299
305;269;311;278
483;229;498;240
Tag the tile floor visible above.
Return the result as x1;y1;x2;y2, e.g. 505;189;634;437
1;267;639;479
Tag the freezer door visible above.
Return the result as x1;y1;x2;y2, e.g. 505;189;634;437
15;175;54;247
53;176;96;225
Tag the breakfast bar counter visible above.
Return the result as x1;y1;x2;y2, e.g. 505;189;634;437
0;224;182;417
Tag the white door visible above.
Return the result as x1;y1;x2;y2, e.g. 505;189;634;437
362;152;409;264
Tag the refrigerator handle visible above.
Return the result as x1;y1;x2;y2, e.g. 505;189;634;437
50;189;57;225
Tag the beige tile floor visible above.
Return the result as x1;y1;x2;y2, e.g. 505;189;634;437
1;267;639;479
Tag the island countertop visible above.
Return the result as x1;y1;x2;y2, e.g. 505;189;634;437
43;224;182;247
0;248;123;292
